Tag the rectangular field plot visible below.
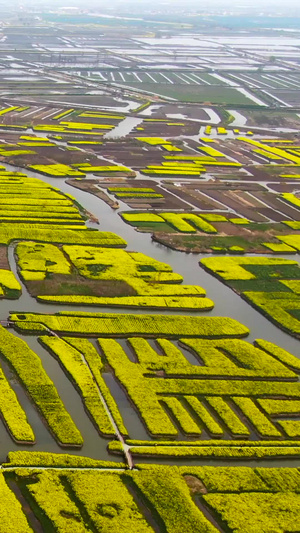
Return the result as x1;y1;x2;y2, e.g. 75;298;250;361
201;257;300;339
2;463;300;533
116;83;258;104
89;70;227;87
10;312;249;337
259;89;300;107
226;75;300;106
229;71;300;91
87;69;259;103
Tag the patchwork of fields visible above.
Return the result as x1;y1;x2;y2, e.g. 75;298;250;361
0;7;299;531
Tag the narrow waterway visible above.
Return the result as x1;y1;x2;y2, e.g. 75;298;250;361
104;116;143;139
